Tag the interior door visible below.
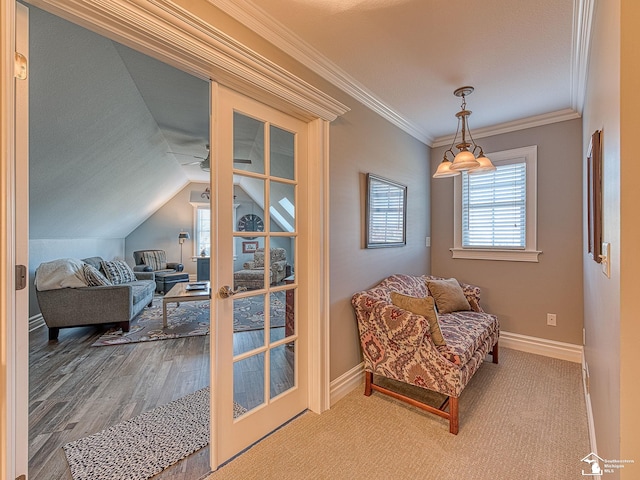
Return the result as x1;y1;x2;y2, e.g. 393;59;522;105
211;84;308;466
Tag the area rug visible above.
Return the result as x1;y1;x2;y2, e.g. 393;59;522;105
63;387;247;480
91;298;210;347
233;290;286;332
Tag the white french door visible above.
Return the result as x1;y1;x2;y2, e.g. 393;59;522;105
210;84;309;466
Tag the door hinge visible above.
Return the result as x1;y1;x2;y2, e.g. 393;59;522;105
14;52;27;80
16;265;27;290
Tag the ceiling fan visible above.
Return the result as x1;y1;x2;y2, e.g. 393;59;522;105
169;145;252;171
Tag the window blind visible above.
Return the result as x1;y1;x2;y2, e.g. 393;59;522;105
368;181;405;244
462;161;526;248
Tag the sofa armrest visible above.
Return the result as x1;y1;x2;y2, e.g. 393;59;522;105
134;271;155;281
134;265;152;272
243;261;258;269
271;260;287;273
459;282;484;313
167;262;184;272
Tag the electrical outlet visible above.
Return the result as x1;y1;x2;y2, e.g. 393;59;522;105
547;313;557;326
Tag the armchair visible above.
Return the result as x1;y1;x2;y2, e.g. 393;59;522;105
234;247;288;290
133;249;187;294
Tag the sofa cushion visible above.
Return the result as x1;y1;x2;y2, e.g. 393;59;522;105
82;264;112;286
101;260;137;285
426;278;471;314
141;250;167;271
131;281;156;304
390;292;445;346
35;258;88;291
437;311;499;365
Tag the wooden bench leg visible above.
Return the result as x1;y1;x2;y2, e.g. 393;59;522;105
449;396;459;435
364;371;373;396
492;341;499;364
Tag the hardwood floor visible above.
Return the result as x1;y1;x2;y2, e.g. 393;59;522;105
29;321;293;479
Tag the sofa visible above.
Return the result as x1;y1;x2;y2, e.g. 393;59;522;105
351;274;499;434
35;256;156;341
234;247;288;290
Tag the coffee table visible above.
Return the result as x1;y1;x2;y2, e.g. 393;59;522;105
162;281;210;327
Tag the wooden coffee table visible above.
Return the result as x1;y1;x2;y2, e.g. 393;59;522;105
162;281;210;327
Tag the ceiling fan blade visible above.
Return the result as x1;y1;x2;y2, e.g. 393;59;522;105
233;158;252;164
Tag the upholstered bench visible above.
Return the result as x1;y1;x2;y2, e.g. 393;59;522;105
351;274;499;434
155;271;189;294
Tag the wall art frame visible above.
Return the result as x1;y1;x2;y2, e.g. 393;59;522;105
365;173;407;248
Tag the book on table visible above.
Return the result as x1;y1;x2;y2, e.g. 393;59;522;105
185;283;207;291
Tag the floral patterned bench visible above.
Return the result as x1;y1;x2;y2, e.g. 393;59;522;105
351;274;499;434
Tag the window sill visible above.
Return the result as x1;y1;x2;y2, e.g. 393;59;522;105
450;248;541;263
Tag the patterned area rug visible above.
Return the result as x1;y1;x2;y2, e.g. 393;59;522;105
63;387;247;480
91;298;209;347
91;292;286;346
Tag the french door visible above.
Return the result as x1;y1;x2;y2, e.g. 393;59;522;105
211;84;308;466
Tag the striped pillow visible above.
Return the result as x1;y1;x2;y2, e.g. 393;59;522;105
141;251;167;271
101;260;137;285
82;263;112;286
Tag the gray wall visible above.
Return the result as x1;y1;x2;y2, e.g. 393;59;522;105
125;182;207;276
431;119;584;345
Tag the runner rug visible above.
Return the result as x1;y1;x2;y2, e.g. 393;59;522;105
63;387;247;480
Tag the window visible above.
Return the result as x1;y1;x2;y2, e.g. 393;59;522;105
452;145;541;262
195;206;210;257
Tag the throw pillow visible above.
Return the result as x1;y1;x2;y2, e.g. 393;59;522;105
82;263;112;286
101;260;137;285
390;291;446;346
141;251;167;271
426;278;471;314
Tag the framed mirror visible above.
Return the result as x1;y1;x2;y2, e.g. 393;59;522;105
365;173;407;248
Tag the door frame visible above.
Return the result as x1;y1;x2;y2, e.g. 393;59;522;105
1;0;348;477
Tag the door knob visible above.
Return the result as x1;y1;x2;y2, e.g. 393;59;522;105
218;285;247;298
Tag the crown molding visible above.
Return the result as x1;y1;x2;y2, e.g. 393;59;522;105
208;0;430;144
432;108;581;148
571;0;595;114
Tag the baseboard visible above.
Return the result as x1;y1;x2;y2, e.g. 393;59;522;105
29;313;45;332
500;331;583;363
330;361;364;406
582;355;598;454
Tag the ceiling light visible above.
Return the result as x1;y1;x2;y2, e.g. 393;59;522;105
433;86;495;178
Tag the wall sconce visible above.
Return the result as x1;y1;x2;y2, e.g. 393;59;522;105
178;231;190;263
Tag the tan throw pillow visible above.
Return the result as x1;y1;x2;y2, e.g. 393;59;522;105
390;291;446;346
426;278;471;314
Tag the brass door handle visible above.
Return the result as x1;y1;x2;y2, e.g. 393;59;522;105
218;285;247;298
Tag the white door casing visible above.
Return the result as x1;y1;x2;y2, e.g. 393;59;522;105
1;1;344;476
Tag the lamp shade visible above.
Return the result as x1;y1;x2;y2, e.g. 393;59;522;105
450;150;480;171
469;155;496;174
433;159;461;178
178;231;190;241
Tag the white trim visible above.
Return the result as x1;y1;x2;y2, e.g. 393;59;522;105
28;0;349;122
209;0;429;144
212;1;591;146
582;356;598;454
29;314;45;333
571;0;595;114
500;331;583;363
453;146;540;262
330;362;364;406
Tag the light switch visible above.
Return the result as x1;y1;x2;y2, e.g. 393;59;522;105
600;242;611;278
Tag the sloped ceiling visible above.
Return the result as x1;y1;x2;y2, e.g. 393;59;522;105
29;6;210;239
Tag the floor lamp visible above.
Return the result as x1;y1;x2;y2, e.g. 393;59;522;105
178;231;190;264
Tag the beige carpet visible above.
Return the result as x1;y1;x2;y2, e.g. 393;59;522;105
203;348;590;480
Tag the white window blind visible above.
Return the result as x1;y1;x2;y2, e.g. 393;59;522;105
462;161;526;248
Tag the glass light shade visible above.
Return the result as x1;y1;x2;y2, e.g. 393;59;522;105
450;150;480;171
433;159;460;178
469;155;496;174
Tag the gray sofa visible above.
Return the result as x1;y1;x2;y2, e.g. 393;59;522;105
35;256;156;341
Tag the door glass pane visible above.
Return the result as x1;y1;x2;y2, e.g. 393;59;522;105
270;343;295;399
234;352;265;413
270;125;294;180
269;290;286;343
234;178;265;236
269;181;295;233
233;294;265;356
233;112;264;174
